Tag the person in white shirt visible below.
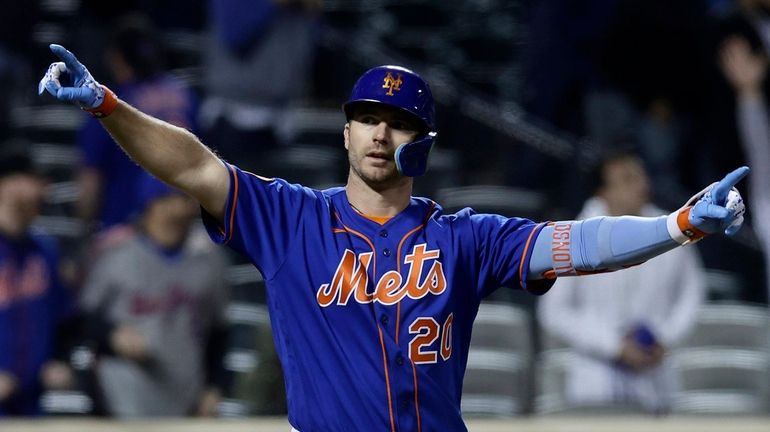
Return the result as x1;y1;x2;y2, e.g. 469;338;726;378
537;150;705;413
718;3;770;302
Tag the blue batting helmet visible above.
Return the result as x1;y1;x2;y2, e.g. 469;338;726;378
343;65;437;177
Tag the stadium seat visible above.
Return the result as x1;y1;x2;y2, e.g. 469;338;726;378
539;326;569;352
702;269;745;301
413;148;461;199
10;105;84;143
222;301;272;416
533;348;573;414
470;302;532;355
40;390;94;416
533;348;648;415
263;144;345;189
462;302;533;416
284;106;346;149
462;350;529;416
671;347;770;414
226;263;267;304
679;302;770;351
436;185;546;220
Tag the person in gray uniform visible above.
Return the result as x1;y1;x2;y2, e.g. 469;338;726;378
79;173;230;418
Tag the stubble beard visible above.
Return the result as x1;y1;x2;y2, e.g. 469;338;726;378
348;153;405;192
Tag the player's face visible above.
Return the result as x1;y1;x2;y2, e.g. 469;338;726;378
0;174;47;226
145;193;198;245
600;156;650;216
344;104;422;189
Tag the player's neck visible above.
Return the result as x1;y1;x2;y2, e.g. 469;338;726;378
345;175;412;217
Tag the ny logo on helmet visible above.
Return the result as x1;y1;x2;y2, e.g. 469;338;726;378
382;72;403;96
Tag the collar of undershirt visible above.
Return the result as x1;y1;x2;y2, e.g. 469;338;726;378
349;202;394;225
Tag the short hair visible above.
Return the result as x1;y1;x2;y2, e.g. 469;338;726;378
136;172;184;211
0;147;42;179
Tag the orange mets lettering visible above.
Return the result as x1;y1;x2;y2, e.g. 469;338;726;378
317;244;446;307
0;257;50;308
422;261;446;293
403;244;440;299
375;271;406;304
317;250;373;306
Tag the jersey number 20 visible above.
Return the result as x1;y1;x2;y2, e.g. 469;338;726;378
408;313;453;364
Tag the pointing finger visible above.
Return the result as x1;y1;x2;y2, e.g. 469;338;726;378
49;44;85;75
711;166;750;205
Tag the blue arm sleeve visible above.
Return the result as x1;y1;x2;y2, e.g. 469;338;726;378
528;215;679;279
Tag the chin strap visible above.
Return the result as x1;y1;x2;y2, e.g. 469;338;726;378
395;131;437;177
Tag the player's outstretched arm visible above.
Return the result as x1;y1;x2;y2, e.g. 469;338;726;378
529;167;749;279
38;44;229;223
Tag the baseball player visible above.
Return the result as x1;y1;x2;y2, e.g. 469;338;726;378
39;44;748;431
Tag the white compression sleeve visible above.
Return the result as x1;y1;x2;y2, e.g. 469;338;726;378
528;215;680;279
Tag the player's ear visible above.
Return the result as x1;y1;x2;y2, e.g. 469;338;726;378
343;123;350;150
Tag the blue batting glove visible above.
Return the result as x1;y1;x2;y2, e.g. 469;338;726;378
689;166;749;236
38;44;106;109
668;166;749;245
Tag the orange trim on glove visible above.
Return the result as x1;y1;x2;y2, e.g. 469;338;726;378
83;85;118;118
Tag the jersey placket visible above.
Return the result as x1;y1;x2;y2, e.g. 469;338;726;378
333;194;434;431
371;225;419;430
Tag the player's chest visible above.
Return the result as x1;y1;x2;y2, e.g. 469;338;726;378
300;229;465;367
310;225;453;309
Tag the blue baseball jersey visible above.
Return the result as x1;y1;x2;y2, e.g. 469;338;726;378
202;164;553;431
0;232;73;416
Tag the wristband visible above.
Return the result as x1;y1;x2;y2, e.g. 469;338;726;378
83;85;118;118
666;206;707;245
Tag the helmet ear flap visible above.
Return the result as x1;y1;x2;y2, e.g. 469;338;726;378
395;132;437;177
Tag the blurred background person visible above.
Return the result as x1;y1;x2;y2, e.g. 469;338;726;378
0;149;77;416
200;0;321;172
76;13;198;235
78;174;229;418
586;0;711;210
717;0;770;302
520;0;710;212
537;150;705;414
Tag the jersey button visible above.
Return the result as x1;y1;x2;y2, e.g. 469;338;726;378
383;248;391;257
401;398;409;408
379;230;388;238
380;315;389;325
395;355;404;366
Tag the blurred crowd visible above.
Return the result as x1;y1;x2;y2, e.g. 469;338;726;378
0;0;768;419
